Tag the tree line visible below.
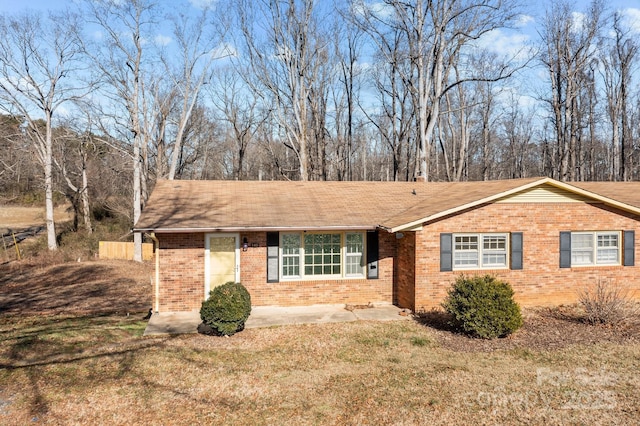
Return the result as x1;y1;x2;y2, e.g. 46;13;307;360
0;0;638;257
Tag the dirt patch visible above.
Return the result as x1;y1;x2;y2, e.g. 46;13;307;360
415;306;640;352
0;259;153;316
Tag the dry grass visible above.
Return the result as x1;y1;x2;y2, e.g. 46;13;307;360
0;261;638;425
0;318;638;425
0;205;73;230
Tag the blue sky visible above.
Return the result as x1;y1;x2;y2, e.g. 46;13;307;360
2;0;638;120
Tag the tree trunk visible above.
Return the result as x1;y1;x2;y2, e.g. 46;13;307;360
45;115;57;250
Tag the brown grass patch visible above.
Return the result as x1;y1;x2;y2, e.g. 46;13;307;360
0;318;638;425
0;262;638;424
0;205;73;230
0;259;152;315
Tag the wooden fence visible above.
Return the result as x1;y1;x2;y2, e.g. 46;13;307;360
99;241;154;261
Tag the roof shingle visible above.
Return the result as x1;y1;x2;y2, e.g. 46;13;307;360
133;178;640;233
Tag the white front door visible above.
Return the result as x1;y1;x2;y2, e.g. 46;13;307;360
204;233;240;299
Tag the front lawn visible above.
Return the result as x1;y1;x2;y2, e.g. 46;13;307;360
1;312;638;425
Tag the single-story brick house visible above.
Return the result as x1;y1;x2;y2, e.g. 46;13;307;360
134;177;640;313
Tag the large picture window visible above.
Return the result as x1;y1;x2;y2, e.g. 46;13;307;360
280;232;365;279
453;233;508;269
304;233;341;276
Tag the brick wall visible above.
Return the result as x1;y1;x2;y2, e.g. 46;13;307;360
396;231;416;310
155;230;397;312
157;233;205;312
413;202;640;311
239;231;396;306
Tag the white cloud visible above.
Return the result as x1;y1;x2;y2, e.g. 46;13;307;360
351;0;394;20
475;29;530;60
210;42;237;59
189;0;217;9
620;8;640;34
570;11;586;34
154;34;172;46
514;14;534;28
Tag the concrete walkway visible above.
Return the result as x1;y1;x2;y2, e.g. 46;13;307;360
144;304;411;336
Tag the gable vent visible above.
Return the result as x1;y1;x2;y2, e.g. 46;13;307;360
496;184;594;204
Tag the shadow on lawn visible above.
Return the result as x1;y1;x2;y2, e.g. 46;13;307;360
0;262;151;315
413;309;456;332
0;313;179;420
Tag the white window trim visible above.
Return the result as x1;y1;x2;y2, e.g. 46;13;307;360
345;232;366;278
279;231;366;280
280;232;302;279
453;233;509;270
571;231;621;267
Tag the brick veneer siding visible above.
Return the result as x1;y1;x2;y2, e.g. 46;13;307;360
239;231;396;306
413;202;640;311
155;230;397;312
396;231;416;310
157;233;205;312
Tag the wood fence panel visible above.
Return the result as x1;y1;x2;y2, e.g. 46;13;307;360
99;241;154;261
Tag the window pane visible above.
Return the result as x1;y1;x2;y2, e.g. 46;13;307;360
304;233;341;275
483;236;506;250
572;233;593;249
454;251;478;267
455;235;478;251
597;233;618;264
597;249;618;263
282;234;301;277
482;253;507;266
345;233;364;276
481;235;507;267
572;250;594;265
597;234;618;248
571;233;595;266
454;236;479;267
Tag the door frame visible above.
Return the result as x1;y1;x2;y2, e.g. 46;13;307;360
204;233;240;299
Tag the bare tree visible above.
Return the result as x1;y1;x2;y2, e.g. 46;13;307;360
0;10;88;250
84;0;159;261
354;0;523;181
54;121;94;234
539;0;603;181
210;68;265;180
238;0;331;180
161;6;226;180
601;11;638;181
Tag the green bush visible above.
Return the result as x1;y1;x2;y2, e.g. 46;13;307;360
200;282;252;336
442;275;523;339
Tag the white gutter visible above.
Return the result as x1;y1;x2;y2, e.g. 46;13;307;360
134;225;378;233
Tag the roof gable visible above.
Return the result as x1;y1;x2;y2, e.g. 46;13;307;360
383;178;640;232
495;183;592;203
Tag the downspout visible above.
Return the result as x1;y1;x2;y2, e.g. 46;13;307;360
148;232;160;313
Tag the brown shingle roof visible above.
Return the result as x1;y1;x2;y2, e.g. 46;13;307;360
135;179;427;231
134;178;640;233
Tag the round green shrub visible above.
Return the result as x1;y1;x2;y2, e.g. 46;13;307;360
200;282;252;336
442;275;523;339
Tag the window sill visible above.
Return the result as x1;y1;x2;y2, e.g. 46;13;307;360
280;275;366;281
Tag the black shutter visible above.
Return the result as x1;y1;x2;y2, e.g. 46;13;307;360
559;231;571;268
511;232;523;270
366;230;379;279
624;230;635;266
266;232;279;283
440;233;452;272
